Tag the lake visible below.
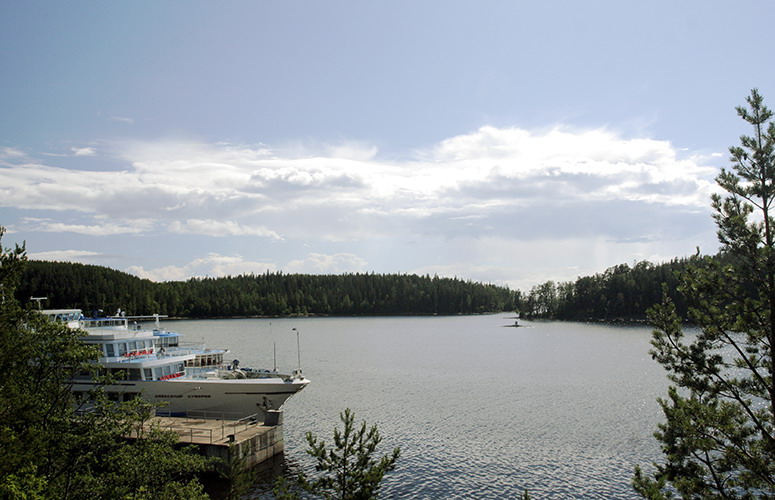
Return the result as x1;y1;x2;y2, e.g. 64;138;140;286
172;315;669;499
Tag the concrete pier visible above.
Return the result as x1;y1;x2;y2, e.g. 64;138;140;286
131;410;284;468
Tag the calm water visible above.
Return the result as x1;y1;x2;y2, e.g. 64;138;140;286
171;315;669;499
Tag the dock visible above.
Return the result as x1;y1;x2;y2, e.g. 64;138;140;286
129;410;285;468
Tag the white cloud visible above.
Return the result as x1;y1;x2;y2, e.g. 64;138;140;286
285;252;368;274
28;249;102;261
168;219;283;240
71;147;97;157
425;126;718;207
20;217;153;236
126;253;278;282
2;126;723;287
1;147;27;159
125;264;190;282
325;141;378;161
0;128;717;231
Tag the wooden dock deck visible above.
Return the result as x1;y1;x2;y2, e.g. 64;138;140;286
130;411;285;468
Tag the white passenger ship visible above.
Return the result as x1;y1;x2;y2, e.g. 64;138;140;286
42;309;309;420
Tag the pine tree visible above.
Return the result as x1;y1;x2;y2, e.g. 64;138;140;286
633;89;775;498
292;409;400;500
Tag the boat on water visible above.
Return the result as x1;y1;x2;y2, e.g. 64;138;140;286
41;309;309;420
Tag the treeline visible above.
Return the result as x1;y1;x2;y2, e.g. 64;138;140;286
18;255;712;321
520;257;698;321
16;261;519;317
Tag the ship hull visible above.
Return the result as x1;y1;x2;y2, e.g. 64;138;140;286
73;377;310;420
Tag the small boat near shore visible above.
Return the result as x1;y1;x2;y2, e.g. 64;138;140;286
41;309;309;420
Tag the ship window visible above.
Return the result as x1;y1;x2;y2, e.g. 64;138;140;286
144;368;153;380
118;343;127;355
105;344;114;357
127;369;141;381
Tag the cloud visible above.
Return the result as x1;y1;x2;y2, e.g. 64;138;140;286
20;217;153;236
168;219;283;240
285;253;368;274
28;249;102;261
126;253;278;282
325;141;378;161
71;147;97;157
1;127;717;232
1;126;722;286
248;164;365;194
1;147;27;159
111;116;135;124
427;126;717;207
125;264;190;282
125;252;368;282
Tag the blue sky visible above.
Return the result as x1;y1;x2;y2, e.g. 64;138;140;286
1;1;774;291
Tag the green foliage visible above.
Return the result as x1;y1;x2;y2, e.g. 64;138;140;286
522;258;693;321
219;441;256;500
16;263;519;317
280;408;400;500
0;227;212;499
634;90;775;498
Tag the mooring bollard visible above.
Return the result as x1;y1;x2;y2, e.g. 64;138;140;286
264;409;283;426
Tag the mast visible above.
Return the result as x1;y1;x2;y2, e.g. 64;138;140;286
293;327;301;374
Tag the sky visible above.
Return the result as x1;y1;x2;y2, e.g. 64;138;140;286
1;1;774;292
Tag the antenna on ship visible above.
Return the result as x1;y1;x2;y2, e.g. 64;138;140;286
30;296;48;309
292;327;301;375
269;322;277;371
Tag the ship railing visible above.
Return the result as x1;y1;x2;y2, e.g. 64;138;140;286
115;350;156;362
153;411;261;444
156;344;209;357
155;409;256;421
79;318;129;329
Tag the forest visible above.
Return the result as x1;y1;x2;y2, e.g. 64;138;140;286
15;255;707;321
16;261;520;317
520;255;703;321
